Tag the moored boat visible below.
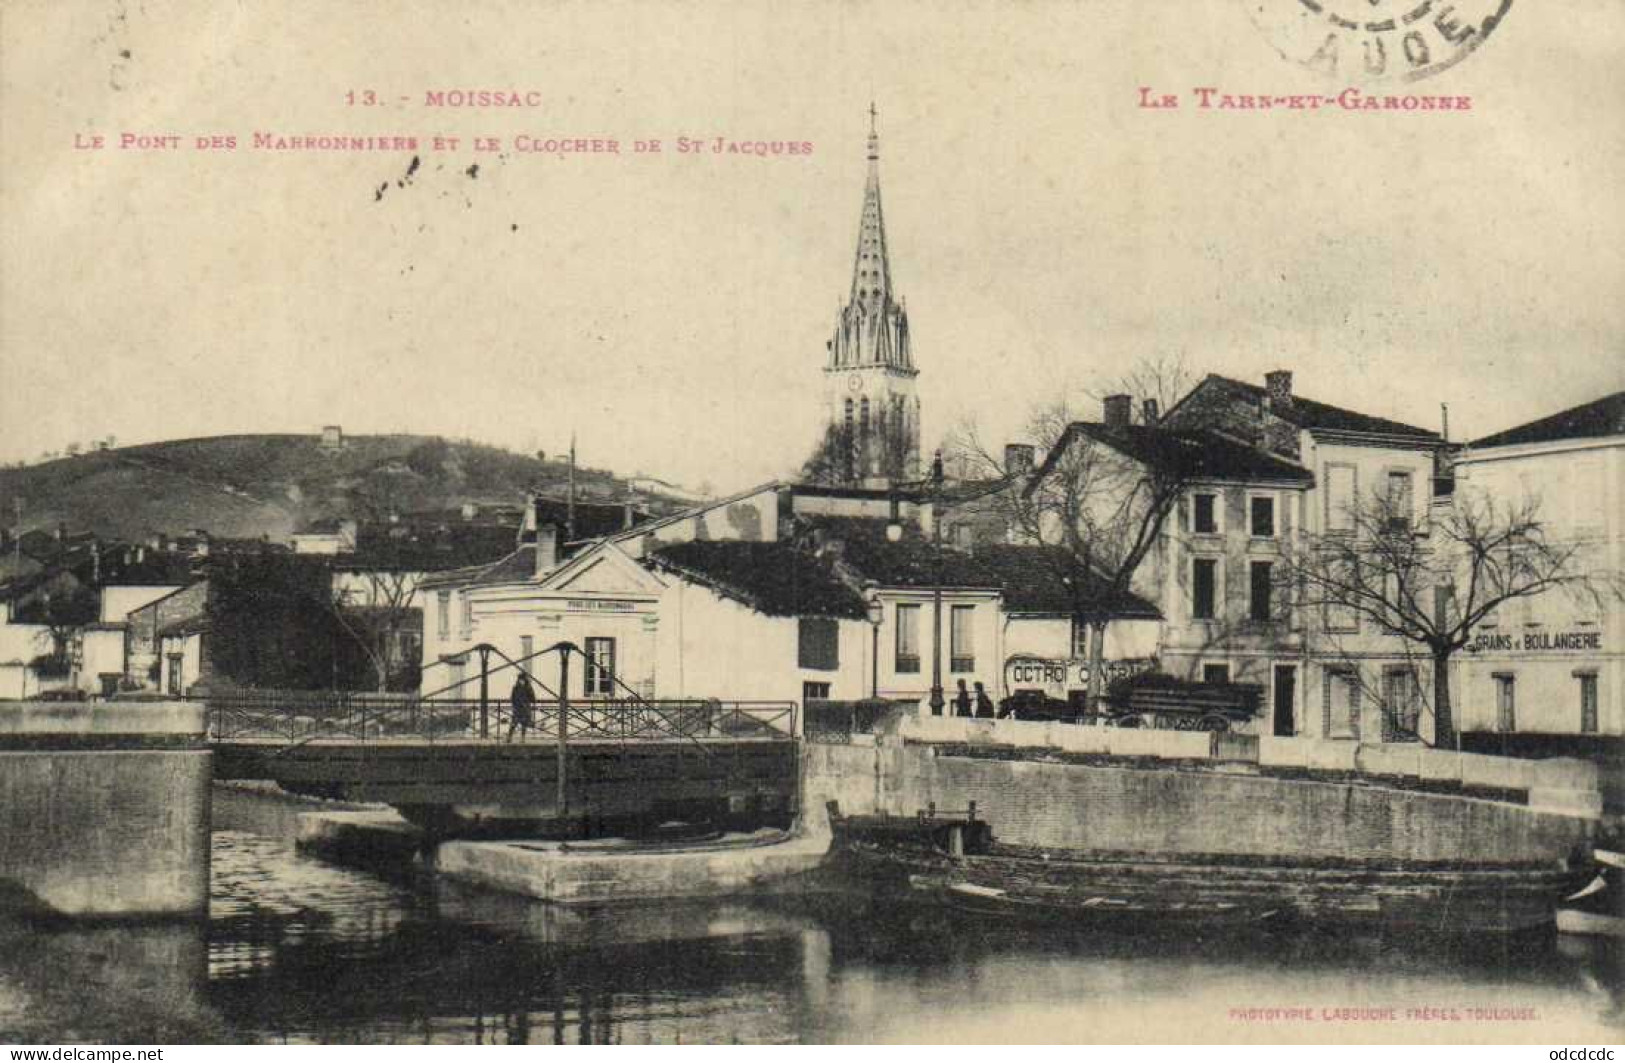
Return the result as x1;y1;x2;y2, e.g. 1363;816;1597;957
826;802;1593;934
1556;848;1624;939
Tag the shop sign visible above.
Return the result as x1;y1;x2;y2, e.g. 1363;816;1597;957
566;599;637;612
1004;655;1157;697
1467;629;1603;654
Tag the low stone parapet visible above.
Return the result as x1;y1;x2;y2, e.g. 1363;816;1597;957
890;713;1605;821
899;715;1216;762
0;701;204;739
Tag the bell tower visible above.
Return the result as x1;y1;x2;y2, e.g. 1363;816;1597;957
823;104;920;485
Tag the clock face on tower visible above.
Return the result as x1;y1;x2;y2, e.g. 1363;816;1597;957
847;374;862;392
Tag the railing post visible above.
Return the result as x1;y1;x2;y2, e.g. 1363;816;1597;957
557;649;570;819
478;646;491;739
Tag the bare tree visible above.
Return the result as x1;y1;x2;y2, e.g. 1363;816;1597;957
800;422;858;486
328;567;420;692
1087;351;1196;424
1277;488;1616;748
21;584;99;688
946;396;1195;712
799;412;915;486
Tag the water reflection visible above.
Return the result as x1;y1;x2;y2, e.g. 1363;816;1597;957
0;917;215;1043
0;796;1619;1044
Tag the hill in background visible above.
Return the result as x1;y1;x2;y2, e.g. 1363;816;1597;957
0;432;692;544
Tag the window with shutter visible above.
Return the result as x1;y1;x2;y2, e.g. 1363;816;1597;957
798;618;839;671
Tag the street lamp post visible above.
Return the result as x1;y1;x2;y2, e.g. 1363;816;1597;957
867;597;884;699
928;450;946;717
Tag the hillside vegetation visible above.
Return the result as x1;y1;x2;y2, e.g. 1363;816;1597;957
0;433;654;543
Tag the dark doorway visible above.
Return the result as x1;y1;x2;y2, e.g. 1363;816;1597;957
1272;665;1296;737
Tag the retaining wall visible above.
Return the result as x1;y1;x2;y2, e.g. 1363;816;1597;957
804;737;1598;865
0;701;211;918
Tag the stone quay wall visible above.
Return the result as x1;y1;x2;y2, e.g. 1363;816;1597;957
803;720;1600;865
0;702;211;918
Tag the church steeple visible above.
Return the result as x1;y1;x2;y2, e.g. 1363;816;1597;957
821;105;921;485
828;104;913;373
850;103;893;313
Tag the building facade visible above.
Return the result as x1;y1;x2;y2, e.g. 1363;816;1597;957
1021;399;1315;733
416;481;1154;725
1452;392;1624;754
1164;371;1447;743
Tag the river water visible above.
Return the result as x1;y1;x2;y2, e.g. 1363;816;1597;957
0;789;1619;1044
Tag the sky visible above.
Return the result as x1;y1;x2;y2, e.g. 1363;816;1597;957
3;0;1622;494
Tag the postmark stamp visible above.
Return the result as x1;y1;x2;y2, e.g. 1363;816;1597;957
1243;1;1514;83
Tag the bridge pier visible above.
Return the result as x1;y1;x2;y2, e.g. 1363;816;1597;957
0;701;210;919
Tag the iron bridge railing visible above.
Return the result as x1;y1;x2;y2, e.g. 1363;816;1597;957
204;692;797;745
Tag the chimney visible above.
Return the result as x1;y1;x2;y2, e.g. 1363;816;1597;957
1142;398;1160;425
1265;370;1293;410
1003;443;1036;475
1103;394;1133;429
535;524;559;575
516;493;538;546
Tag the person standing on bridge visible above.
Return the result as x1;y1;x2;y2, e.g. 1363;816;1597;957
973;681;995;718
508;671;536;742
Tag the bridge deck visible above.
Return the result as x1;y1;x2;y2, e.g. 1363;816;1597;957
204;693;801;823
213;734;799;816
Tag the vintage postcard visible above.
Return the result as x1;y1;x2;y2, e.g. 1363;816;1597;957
0;0;1621;1048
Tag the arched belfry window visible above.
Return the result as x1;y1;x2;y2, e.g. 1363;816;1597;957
844;398;854;431
860;398;870;436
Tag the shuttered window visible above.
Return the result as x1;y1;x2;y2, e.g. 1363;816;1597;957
1193;558;1218;620
1578;673;1599;733
798;618;839;671
1250;561;1273;622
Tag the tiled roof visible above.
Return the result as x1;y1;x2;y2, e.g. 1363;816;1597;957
1046;424;1312;485
647;540;867;620
100;551;196;586
1192;375;1438;439
345;521;518;572
466;545;540;585
797;516;1005;590
532;497;652;541
1471;391;1625;449
795;518;1161;619
970;545;1162;619
158;615;211;638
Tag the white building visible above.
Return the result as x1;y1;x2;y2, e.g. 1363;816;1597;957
416;482;1159;726
417;487;876;712
1452;391;1624;754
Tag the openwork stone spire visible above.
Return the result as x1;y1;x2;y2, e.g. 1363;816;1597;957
828;104;913;372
